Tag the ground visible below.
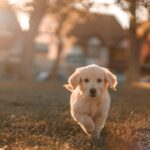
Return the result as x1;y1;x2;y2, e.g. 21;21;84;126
0;81;150;150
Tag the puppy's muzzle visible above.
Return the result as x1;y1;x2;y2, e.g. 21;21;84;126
89;88;97;97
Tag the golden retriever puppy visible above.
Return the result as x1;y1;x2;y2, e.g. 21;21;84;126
64;64;117;139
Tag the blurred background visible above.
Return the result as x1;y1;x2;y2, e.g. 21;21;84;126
0;1;150;149
0;0;149;82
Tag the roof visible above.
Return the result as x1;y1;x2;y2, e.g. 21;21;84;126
67;14;126;47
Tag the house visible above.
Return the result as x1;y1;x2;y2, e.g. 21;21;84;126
66;13;127;74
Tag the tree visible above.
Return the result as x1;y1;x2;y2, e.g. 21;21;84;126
10;0;48;80
117;0;149;81
10;0;84;80
47;0;86;79
22;0;48;81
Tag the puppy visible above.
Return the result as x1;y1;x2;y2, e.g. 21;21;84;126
64;64;117;139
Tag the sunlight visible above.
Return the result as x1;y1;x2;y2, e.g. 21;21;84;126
18;13;29;30
8;0;32;5
9;0;25;5
75;0;130;29
133;82;150;90
89;0;116;4
90;3;130;29
8;0;30;30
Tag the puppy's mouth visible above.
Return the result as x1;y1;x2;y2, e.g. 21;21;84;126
89;94;97;98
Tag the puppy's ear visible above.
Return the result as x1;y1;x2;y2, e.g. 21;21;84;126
103;68;117;91
63;69;80;92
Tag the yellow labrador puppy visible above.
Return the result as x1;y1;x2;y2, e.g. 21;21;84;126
64;64;117;139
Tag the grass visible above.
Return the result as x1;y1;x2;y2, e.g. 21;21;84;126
0;81;149;150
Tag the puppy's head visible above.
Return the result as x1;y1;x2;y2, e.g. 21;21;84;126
64;64;117;98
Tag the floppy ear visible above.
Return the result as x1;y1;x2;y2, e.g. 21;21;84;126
63;69;80;92
103;68;117;91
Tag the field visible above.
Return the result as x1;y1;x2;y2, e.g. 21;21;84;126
0;81;150;150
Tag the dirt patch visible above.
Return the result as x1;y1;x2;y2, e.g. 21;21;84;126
0;81;150;150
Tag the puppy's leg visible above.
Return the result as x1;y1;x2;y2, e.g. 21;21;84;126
73;113;95;136
93;115;107;139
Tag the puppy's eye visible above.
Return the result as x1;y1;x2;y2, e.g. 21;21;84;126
97;78;102;83
84;78;89;83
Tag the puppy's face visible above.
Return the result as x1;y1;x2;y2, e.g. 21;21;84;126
64;64;117;98
78;68;106;97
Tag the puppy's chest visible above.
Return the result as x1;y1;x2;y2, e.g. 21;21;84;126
86;101;101;118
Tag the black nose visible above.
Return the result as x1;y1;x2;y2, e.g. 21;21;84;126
90;88;96;96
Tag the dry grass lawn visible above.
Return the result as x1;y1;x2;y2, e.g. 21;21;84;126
0;81;150;150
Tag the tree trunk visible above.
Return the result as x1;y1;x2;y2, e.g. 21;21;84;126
19;31;35;81
49;14;68;79
127;1;140;82
50;36;63;79
20;0;47;81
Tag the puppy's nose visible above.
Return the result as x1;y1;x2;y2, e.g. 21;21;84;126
90;88;96;97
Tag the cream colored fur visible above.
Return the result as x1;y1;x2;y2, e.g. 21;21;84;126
64;64;117;139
